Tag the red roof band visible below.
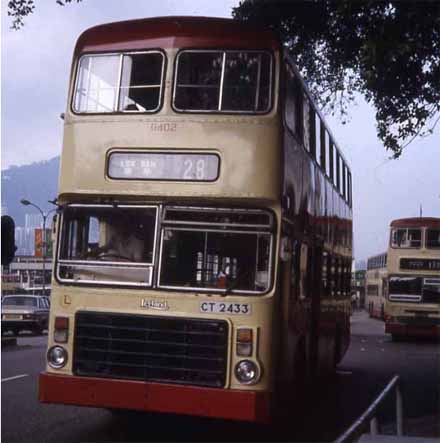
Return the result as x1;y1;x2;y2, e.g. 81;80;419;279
390;218;440;229
74;16;281;55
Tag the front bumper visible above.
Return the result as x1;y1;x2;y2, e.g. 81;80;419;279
385;322;440;338
39;372;272;423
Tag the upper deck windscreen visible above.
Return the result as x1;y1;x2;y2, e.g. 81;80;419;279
73;51;164;113
71;17;278;115
173;50;272;113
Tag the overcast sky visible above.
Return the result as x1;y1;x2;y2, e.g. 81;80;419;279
1;0;439;262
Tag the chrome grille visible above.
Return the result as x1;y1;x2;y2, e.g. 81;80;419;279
73;311;228;388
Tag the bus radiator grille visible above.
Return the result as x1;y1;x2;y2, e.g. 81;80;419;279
73;311;228;388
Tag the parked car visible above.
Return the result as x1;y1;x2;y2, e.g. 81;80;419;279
1;295;50;336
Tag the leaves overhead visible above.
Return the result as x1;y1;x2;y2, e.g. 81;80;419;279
233;1;440;157
7;0;82;30
7;0;439;157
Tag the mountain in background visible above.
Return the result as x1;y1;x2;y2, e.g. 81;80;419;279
1;157;60;226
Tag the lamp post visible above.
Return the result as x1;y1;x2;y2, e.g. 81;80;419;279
20;199;56;295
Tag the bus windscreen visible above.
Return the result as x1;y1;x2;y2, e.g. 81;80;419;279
57;205;157;287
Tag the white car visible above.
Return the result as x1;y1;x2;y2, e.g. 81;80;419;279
1;295;50;336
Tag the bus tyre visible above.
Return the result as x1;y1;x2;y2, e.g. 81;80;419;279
333;327;342;369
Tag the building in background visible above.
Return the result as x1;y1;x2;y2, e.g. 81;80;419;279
13;213;46;256
351;269;366;310
14;226;35;255
2;212;53;296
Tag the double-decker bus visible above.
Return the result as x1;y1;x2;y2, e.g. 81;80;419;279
385;218;440;340
39;17;353;423
365;253;387;320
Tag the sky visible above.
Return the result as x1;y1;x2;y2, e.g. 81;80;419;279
1;0;439;263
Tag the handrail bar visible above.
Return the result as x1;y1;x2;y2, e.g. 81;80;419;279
334;375;402;443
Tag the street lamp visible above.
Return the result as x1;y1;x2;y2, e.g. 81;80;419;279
20;199;56;295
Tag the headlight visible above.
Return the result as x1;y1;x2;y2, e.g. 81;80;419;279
234;360;259;384
47;346;68;369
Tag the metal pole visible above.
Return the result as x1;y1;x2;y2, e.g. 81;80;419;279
370;417;379;435
42;214;46;296
396;383;404;436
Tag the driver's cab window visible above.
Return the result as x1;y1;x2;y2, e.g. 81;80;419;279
60;206;156;264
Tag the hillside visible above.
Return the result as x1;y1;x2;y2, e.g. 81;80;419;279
1;157;60;226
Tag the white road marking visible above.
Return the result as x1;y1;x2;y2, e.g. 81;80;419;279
336;370;353;375
1;374;29;383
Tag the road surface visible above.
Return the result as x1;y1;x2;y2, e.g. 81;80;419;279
2;312;439;442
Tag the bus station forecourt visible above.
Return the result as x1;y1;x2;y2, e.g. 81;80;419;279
2;14;437;441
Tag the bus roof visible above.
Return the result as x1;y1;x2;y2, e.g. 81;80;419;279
390;217;440;228
74;16;281;56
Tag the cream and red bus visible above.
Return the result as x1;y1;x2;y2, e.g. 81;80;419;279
365;252;387;320
385;218;440;340
39;17;353;423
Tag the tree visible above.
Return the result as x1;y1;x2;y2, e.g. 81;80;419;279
233;1;440;157
7;0;82;30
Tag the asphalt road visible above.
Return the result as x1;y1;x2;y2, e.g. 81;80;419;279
2;312;439;442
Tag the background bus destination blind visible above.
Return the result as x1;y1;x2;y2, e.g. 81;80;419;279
108;152;220;181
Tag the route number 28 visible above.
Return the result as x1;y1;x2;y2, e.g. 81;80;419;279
183;159;206;180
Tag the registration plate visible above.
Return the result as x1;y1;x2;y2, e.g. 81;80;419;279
2;314;22;320
200;302;251;315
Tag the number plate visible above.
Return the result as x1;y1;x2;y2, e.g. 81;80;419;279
2;314;22;320
108;152;220;181
200;302;251;315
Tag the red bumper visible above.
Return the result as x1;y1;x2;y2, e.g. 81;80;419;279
385;322;440;338
39;372;271;423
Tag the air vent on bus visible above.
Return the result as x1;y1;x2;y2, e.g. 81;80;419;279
388;294;422;302
73;311;228;388
163;206;273;229
424;278;440;286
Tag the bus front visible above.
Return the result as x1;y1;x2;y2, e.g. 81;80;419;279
39;17;282;423
385;218;440;339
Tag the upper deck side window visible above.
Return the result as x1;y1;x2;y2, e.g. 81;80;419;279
173;50;272;113
73;51;165;114
426;229;440;248
391;227;422;248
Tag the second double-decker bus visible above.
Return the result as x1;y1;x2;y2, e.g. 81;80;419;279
39;16;353;423
365;252;388;320
385;218;440;340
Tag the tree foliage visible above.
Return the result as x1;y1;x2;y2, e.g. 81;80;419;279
233;1;440;157
7;0;82;30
